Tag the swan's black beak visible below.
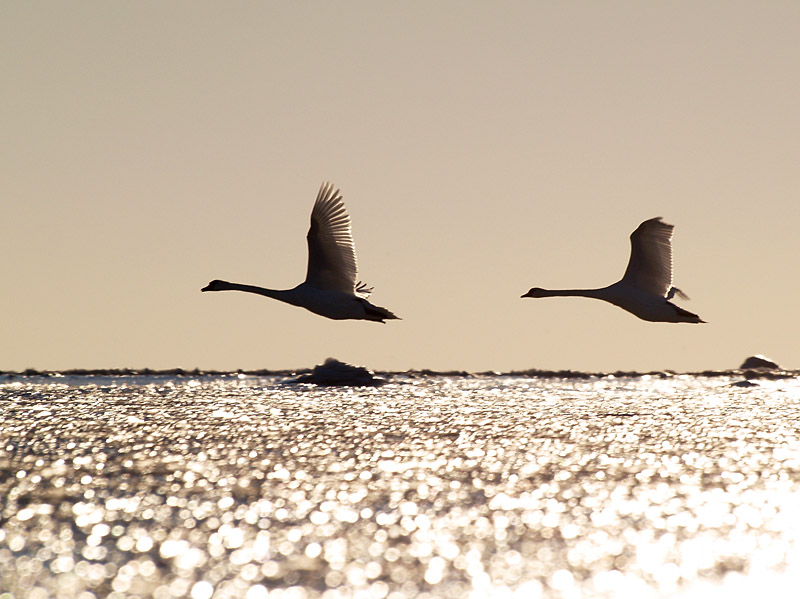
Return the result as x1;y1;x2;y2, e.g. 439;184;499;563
521;291;531;298
202;279;225;292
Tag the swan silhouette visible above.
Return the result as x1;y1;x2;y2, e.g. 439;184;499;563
522;217;704;323
202;182;399;323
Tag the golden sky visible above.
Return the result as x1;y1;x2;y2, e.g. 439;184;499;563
3;2;799;372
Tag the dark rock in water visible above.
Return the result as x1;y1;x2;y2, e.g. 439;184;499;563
293;358;386;386
740;355;781;370
731;379;760;388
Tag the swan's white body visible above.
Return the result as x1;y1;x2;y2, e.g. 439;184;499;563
203;182;398;323
522;217;704;324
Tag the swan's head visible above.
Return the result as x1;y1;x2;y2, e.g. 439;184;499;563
202;280;226;292
521;287;546;299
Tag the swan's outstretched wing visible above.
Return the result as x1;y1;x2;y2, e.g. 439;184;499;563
621;217;674;296
305;182;358;293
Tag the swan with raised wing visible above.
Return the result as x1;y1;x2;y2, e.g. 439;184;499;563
522;217;704;323
202;182;399;323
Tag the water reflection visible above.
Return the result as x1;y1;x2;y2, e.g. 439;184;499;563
1;375;800;597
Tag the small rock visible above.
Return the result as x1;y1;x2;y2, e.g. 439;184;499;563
730;379;759;388
293;358;386;386
739;355;780;370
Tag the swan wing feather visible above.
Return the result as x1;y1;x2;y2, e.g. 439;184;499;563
305;182;358;293
355;281;373;298
621;217;674;296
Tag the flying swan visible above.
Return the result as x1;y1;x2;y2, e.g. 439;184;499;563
202;182;399;323
522;217;704;323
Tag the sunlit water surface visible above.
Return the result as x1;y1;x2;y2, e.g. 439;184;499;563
2;373;800;599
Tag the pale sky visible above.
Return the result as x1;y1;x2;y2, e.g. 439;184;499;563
3;2;799;373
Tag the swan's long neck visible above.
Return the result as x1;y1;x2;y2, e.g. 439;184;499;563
536;288;608;300
214;282;299;304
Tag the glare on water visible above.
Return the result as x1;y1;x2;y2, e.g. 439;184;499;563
2;373;800;598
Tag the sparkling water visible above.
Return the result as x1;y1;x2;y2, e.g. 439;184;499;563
2;372;800;598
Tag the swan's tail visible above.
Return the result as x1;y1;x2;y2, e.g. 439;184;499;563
358;298;400;323
669;302;705;324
